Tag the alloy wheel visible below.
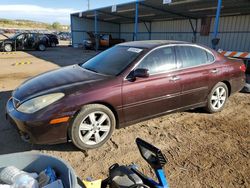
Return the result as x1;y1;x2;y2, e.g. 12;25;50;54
210;86;227;110
4;44;12;52
78;111;111;145
39;44;46;51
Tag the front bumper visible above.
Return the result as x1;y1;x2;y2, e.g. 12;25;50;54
6;98;70;145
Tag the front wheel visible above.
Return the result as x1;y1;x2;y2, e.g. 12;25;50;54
4;44;12;52
70;104;115;150
205;82;228;113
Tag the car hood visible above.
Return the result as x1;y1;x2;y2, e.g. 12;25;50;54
13;65;109;102
0;39;13;44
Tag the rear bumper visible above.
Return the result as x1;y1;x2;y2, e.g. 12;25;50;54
6;98;70;145
230;73;246;94
241;83;250;93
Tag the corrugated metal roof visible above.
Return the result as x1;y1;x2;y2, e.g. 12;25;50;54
71;0;250;24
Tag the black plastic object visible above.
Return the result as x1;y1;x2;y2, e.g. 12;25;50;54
136;138;167;169
133;68;149;78
108;163;144;188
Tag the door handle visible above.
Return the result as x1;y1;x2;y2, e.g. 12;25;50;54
210;69;219;73
170;76;180;81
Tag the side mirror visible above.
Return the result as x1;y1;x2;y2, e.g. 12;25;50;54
134;68;149;78
136;138;167;170
127;68;149;82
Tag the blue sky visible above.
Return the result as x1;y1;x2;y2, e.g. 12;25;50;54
0;0;132;24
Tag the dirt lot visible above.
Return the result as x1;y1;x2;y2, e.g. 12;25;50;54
0;47;249;188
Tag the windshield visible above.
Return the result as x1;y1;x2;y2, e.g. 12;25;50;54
10;33;21;39
81;45;144;76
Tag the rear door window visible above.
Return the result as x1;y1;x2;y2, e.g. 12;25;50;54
207;51;215;63
176;46;213;68
137;47;176;74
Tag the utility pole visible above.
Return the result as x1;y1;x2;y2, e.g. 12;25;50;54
87;0;90;10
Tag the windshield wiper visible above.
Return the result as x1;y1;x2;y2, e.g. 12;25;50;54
84;67;98;73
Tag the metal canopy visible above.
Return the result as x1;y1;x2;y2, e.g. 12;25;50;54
71;0;250;24
71;0;250;49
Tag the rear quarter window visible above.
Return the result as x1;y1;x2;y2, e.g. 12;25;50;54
207;51;215;63
176;46;214;68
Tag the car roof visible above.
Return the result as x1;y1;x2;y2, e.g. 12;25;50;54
118;40;191;49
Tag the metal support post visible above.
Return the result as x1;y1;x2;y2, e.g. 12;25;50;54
212;0;222;49
134;0;139;41
94;10;99;51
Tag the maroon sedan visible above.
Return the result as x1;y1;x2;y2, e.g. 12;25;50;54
6;40;246;150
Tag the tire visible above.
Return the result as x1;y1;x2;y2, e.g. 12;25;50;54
205;82;228;113
4;44;12;52
38;44;46;51
70;104;116;150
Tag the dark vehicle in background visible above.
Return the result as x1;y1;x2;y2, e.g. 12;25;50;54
83;32;95;49
39;34;50;48
0;33;47;52
242;59;250;92
45;34;59;47
6;40;246;150
84;31;125;50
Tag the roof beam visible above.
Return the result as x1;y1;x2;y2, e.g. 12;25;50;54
139;2;197;20
98;10;134;21
98;9;148;23
75;15;120;25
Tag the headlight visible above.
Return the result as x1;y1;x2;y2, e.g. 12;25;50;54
17;93;64;114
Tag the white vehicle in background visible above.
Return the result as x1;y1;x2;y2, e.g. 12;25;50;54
58;32;71;40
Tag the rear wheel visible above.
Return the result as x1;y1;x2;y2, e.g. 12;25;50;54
4;44;12;52
51;42;56;47
70;104;115;150
38;44;46;51
205;82;228;113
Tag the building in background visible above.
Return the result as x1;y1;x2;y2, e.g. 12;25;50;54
71;0;250;52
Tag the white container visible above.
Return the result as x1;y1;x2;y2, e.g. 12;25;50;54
0;166;38;188
0;166;23;185
0;152;79;188
12;173;38;188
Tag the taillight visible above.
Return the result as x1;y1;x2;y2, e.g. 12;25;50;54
240;64;246;72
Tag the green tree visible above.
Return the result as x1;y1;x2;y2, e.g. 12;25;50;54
52;22;61;30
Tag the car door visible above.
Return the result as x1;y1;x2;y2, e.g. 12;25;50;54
15;34;26;50
175;45;215;107
26;33;35;49
122;46;182;123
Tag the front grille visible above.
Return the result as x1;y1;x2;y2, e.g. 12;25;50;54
12;97;21;108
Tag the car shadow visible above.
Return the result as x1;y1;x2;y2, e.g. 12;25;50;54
0;90;79;155
186;107;208;114
26;46;98;67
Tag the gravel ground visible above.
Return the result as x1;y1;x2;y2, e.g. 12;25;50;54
0;47;249;188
